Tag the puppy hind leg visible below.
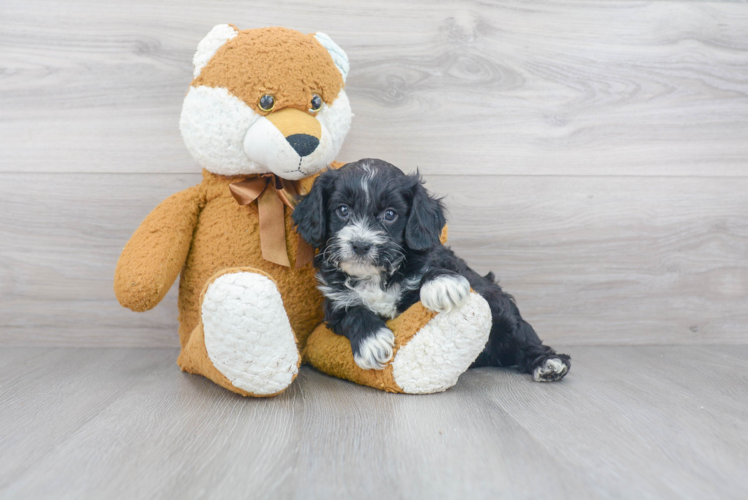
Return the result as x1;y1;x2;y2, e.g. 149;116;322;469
471;290;571;382
503;320;571;382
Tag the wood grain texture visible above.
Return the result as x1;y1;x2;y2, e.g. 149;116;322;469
1;0;747;175
1;173;746;346
0;348;176;490
426;175;748;345
0;174;199;347
0;346;746;499
0;0;747;346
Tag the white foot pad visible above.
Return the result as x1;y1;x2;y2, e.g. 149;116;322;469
202;272;299;395
392;293;492;394
533;358;569;382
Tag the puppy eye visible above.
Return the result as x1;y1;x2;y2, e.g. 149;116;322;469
336;205;350;218
258;94;275;112
310;94;323;112
383;209;398;222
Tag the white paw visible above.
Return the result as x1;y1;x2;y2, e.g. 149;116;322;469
354;327;395;370
420;274;471;313
533;358;569;382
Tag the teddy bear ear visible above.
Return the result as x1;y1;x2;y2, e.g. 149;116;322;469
192;24;239;78
314;32;349;83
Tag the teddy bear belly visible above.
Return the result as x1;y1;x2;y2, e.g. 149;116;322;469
177;196;324;349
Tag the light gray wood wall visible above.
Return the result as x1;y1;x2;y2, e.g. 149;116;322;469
1;0;747;347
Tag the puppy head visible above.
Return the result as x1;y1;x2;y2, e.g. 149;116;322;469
293;159;446;277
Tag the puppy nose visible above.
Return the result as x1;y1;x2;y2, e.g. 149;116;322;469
351;240;372;256
286;134;319;157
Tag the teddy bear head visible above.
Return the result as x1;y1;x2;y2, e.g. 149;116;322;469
180;25;352;180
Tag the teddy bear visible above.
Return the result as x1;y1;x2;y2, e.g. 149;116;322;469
114;25;493;397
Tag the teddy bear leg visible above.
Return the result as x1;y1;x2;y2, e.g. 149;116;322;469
178;270;300;397
303;291;492;394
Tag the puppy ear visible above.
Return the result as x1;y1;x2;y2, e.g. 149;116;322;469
293;169;337;248
405;172;446;251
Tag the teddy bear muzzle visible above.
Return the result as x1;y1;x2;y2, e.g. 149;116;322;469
243;107;334;180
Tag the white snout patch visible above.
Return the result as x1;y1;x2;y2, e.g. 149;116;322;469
533;358;569;382
354;327;395;370
420;274;471;313
338;218;387;252
333;217;388;270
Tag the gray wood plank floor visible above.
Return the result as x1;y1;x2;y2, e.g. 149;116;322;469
1;345;746;500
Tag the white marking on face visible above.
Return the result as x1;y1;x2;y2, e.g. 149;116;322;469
334;217;387;263
359;162;376;204
338;218;387;246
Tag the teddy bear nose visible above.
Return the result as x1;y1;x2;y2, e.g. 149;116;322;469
286;134;319;157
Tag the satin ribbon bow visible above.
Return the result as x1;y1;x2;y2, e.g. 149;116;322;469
229;174;314;268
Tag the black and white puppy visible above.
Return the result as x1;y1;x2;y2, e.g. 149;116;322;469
293;159;570;382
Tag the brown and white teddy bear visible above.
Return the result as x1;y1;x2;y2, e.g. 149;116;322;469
114;25;492;397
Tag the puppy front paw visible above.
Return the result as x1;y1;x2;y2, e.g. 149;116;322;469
420;274;471;313
353;328;395;370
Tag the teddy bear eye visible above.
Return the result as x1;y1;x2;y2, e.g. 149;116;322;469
310;94;323;112
258;94;275;112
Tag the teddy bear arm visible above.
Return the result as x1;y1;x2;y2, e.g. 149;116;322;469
114;185;202;312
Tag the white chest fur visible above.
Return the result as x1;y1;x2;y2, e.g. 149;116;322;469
349;275;401;319
318;272;403;319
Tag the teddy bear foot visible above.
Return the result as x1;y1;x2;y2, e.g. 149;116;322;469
199;271;300;396
391;293;492;394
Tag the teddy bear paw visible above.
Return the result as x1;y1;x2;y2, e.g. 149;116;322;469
201;271;300;395
392;292;492;394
